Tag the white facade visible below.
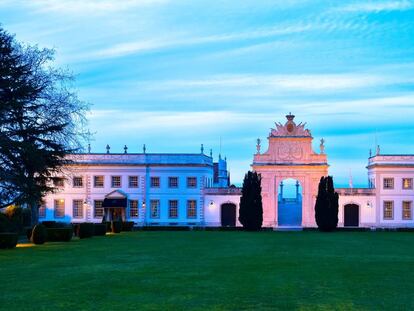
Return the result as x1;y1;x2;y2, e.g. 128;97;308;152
41;153;216;226
40;115;414;229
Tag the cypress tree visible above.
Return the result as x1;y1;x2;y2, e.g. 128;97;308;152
239;171;263;231
315;176;339;231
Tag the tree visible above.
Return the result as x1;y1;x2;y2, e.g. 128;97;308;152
315;176;339;231
239;171;263;231
0;27;88;224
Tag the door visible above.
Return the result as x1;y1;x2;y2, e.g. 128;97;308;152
221;203;236;227
344;204;359;227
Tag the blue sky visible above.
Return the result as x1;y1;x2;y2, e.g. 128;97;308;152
1;0;414;187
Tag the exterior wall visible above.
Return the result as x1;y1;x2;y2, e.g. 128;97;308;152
368;155;414;228
41;153;214;225
204;189;241;227
337;189;376;227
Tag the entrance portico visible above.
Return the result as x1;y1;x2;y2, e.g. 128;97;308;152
102;190;128;222
252;114;328;228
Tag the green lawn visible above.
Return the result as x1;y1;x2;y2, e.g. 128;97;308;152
1;231;413;310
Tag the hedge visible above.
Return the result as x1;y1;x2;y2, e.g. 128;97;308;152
31;224;47;245
142;226;190;231
41;221;57;228
77;223;94;239
0;233;18;249
46;227;73;242
122;221;135;232
93;224;107;236
111;221;122;233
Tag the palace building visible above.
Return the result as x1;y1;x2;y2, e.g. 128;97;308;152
40;114;414;229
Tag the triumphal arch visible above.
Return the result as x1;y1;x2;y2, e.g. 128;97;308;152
252;114;328;228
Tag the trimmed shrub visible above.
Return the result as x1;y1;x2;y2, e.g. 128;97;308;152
0;213;12;233
5;206;23;232
46;227;73;242
41;221;57;228
31;224;47;245
0;233;18;249
122;221;135;232
77;223;94;239
111;221;122;233
142;226;190;231
93;224;107;236
25;227;33;240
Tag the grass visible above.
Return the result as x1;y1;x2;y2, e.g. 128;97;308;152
1;231;414;310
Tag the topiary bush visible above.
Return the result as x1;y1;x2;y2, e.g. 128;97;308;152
315;176;339;232
77;223;94;239
25;227;33;240
41;221;57;228
0;213;12;233
46;227;73;242
111;221;122;233
121;221;134;232
0;233;18;249
93;224;107;236
31;224;47;245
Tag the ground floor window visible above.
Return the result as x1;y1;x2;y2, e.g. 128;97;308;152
383;201;394;220
169;200;178;218
187;200;197;218
130;200;139;218
94;200;104;218
73;200;83;219
39;205;46;218
54;199;65;218
403;201;412;220
150;200;160;218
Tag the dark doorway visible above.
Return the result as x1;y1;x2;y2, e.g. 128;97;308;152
221;203;236;227
344;204;359;227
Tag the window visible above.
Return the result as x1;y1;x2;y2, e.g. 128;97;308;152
53;178;64;187
94;200;104;218
111;176;121;188
130;200;139;218
94;176;104;188
73;176;83;188
383;178;394;190
39;205;46;218
383;201;394;220
169;177;179;188
73;200;83;219
128;176;139;188
402;178;413;190
187;200;197;218
150;200;160;218
54;199;65;218
151;177;160;188
187;177;197;188
169;200;178;218
403;201;412;220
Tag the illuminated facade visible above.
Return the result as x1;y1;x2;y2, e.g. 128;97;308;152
41;114;414;229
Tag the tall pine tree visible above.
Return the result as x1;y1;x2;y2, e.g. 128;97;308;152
315;176;339;231
0;27;88;224
239;171;263;231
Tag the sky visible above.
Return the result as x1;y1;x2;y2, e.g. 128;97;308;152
1;0;414;187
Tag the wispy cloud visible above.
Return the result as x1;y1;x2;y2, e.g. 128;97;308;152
24;0;169;15
137;73;412;93
337;1;413;13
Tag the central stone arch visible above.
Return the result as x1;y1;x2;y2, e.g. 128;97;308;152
252;114;329;228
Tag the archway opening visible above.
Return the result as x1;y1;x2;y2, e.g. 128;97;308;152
344;204;359;227
278;178;302;226
221;203;236;227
